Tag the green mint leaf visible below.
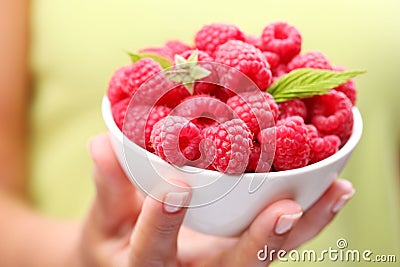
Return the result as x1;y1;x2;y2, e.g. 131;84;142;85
166;50;211;95
174;54;187;65
187;50;199;63
128;52;172;69
190;66;211;80
268;68;366;103
183;82;194;94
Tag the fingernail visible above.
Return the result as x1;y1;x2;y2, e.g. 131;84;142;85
163;192;189;214
332;189;355;213
275;212;303;235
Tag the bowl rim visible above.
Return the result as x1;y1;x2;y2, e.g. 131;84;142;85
102;96;363;179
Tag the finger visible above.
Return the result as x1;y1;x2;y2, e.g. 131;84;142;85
207;200;303;267
129;185;191;266
283;178;355;250
87;133;143;237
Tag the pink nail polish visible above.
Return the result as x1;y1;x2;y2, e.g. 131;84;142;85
332;189;355;213
275;212;303;235
163;192;189;214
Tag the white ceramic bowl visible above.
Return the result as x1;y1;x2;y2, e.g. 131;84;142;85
102;96;363;237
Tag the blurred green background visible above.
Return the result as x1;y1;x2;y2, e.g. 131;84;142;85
29;0;400;265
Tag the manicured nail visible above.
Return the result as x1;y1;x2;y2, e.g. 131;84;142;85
332;189;355;213
275;212;303;235
163;192;189;214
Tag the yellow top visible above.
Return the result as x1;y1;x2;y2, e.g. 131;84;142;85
29;0;400;265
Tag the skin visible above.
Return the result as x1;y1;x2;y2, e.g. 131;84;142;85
0;1;355;266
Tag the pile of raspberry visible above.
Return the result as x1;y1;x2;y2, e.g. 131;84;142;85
107;22;357;174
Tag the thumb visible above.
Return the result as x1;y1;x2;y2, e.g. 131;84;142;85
87;133;143;237
129;184;191;266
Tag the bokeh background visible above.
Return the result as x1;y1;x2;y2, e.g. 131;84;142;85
29;0;399;265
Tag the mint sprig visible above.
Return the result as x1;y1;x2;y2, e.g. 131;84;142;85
166;50;211;94
268;68;366;103
128;52;173;69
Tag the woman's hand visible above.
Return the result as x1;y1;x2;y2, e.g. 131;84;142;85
79;133;354;267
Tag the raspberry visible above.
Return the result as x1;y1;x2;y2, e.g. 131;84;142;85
334;79;356;106
150;116;202;166
110;58;163;99
139;46;174;61
265;93;280;122
245;35;262;49
288;51;332;71
305;124;319;139
310;90;353;143
201;119;252;174
131;70;189;109
246;142;272;173
278;99;307;120
165;40;191;56
180;50;218;95
107;66;131;105
215;40;272;90
309;135;341;164
173;94;231;123
111;97;130;129
210;86;236;103
123;105;171;151
269;116;310;171
261;22;302;64
195;23;245;56
272;64;288;78
333;66;356;105
181;49;214;61
155;84;191;108
263;51;280;70
192;118;219;131
226;92;277;136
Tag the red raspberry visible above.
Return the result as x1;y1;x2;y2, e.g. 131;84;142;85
150;116;202;166
309;134;341;164
180;49;214;61
107;66;130;105
201;119;252;174
195;23;245;56
173;94;231;123
139;46;174;61
305;124;319;139
334;79;356;106
246;142;272;173
333;66;356;105
192;118;219;131
261;22;302;64
272;63;288;78
270;116;310;171
278;99;307;120
180;50;218;95
110;58;163;98
263;51;280;70
111;97;130;129
215;40;272;90
156;84;191;108
288;51;332;71
265;93;280;122
132;70;189;109
245;35;262;49
123;105;171;151
226;92;277;136
310;90;353;143
165;40;191;56
210;86;236;103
